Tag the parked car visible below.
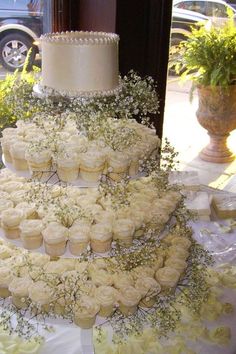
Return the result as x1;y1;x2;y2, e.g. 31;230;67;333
169;8;208;74
171;7;208;45
0;0;43;71
226;0;236;10
173;0;236;26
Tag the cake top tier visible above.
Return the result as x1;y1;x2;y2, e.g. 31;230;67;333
41;31;119;45
40;30;120;97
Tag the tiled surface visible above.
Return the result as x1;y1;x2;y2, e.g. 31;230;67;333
163;78;236;192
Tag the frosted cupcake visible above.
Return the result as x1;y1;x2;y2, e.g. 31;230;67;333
44;260;72;275
93;210;115;225
113;218;135;246
10;190;28;206
0;136;17;163
0;267;13;298
90;223;113;253
165;258;188;275
167;245;189;261
25;147;52;173
125;149;140;177
0;245;14;260
42;222;68;256
10;141;29;170
56;152;79;182
131;266;155;280
15;202;38;219
135;277;161;307
95;286;118;317
170;236;192;250
29;281;54;313
155;267;181;290
90;269;113;287
129;209;145;238
1;181;24;193
0;199;14;219
79;150;106;182
73;295;100;329
8;276;32;309
68;223;90;255
19;219;44;250
118;286;141;316
107;152;130;182
1;208;25;239
113;272;134;289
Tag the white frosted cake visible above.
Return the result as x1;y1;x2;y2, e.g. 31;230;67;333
40;31;120;96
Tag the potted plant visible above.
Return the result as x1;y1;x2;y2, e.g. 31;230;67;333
172;11;236;163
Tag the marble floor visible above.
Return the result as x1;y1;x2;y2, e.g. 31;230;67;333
163;77;236;192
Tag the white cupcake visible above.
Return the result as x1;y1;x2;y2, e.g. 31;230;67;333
135;277;161;307
10;190;28;206
0;267;13;298
126;149;140;177
19;219;44;250
95;286;118;317
0;199;14;219
8;276;32;309
90;223;113;253
73;295;100;329
167;245;189;261
113;272;134;289
170;236;192;250
25;147;52;173
68;223;90;255
90;269;113;287
0;245;14;260
93;210;115;225
1;127;18;138
129;209;146;237
132;266;155;280
10;141;29;170
155;267;181;290
1;208;25;239
107;152;130;182
0;136;17;163
113;218;135;246
56;152;79;182
42;222;68;256
29;281;54;313
44;260;71;275
118;286;141;316
0;191;11;200
79;150;106;182
165;258;188;275
1;181;24;193
15;202;37;219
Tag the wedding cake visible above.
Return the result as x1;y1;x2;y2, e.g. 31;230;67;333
40;31;120;96
0;30;189;331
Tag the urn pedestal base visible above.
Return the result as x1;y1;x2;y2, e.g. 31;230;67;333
196;85;236;164
199;133;235;163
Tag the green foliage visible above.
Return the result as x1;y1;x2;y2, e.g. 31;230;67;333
172;11;236;87
0;51;40;132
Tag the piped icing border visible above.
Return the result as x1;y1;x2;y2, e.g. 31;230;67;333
40;31;119;45
34;80;123;98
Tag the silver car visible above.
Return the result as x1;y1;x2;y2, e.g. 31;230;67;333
173;0;236;26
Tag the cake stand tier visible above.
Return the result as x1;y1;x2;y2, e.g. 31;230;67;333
2;155;99;188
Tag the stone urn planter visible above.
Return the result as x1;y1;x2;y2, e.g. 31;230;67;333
196;85;236;163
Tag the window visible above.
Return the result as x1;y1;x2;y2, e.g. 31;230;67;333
176;1;207;15
206;2;228;17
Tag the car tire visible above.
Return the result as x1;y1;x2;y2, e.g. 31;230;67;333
169;34;186;76
0;33;36;71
